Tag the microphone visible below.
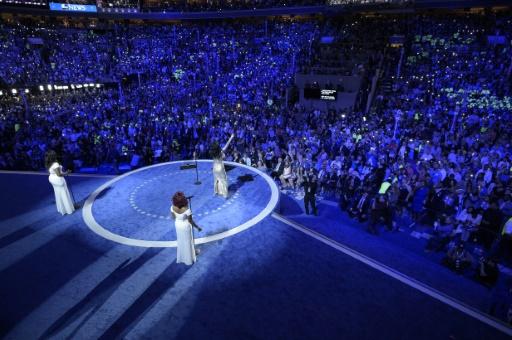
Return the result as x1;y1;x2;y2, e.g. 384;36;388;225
186;195;194;199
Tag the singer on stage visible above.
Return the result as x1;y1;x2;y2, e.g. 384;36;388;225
171;191;202;265
45;150;75;215
210;133;234;198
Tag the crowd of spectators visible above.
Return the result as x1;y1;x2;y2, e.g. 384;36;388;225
1;11;512;320
142;0;322;12
140;0;411;12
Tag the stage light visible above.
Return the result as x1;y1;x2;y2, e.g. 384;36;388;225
71;85;75;89
25;89;29;94
89;83;94;87
95;84;101;88
0;91;3;96
11;89;17;94
84;84;89;88
63;86;69;90
47;85;52;91
39;85;44;91
76;84;82;89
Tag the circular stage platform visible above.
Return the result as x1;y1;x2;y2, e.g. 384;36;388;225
82;160;279;247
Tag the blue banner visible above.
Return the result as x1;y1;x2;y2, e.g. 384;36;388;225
49;2;97;12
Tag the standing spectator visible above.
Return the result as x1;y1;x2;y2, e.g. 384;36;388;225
303;169;318;216
368;194;393;234
479;201;504;249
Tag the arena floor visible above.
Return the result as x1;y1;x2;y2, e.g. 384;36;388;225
0;163;510;339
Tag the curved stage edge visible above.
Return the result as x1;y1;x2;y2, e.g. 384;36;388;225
82;160;280;248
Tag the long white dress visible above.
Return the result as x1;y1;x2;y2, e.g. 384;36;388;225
213;156;228;197
174;208;196;265
48;162;75;215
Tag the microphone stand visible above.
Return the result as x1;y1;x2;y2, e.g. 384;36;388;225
188;196;195;240
194;152;201;185
188;196;193;211
187;196;202;235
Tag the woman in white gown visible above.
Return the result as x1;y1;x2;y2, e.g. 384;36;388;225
210;134;234;198
171;192;202;265
45;150;75;215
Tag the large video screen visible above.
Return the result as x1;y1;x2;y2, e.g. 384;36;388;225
304;88;338;101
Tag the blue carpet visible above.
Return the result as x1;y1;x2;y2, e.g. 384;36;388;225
89;162;273;241
279;195;498;314
0;172;509;339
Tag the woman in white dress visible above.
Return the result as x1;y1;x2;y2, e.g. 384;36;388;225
45;150;75;215
279;160;294;188
210;134;234;198
171;192;202;265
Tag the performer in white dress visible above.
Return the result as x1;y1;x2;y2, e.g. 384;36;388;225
45;150;75;215
210;133;234;198
171;192;202;265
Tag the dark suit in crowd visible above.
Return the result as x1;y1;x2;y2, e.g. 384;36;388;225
303;173;318;215
349;190;372;221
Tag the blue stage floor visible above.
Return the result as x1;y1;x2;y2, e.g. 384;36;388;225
0;167;510;339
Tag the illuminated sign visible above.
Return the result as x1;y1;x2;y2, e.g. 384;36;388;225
49;2;97;12
320;89;337;101
304;88;337;101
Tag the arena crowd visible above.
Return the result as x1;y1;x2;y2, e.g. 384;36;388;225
0;11;511;320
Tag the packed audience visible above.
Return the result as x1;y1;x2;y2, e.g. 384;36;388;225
142;0;323;12
1;12;512;320
140;0;410;12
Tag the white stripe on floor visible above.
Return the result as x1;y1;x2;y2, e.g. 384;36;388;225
4;228;172;340
0;219;65;272
272;212;512;336
68;249;174;340
125;243;226;339
0;205;55;238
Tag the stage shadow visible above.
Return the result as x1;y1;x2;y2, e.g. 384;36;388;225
228;174;256;194
93;186;112;200
97;260;190;339
0;227;103;338
40;247;166;339
0;215;59;250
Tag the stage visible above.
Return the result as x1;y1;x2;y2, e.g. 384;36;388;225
82;160;279;247
0;163;509;339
